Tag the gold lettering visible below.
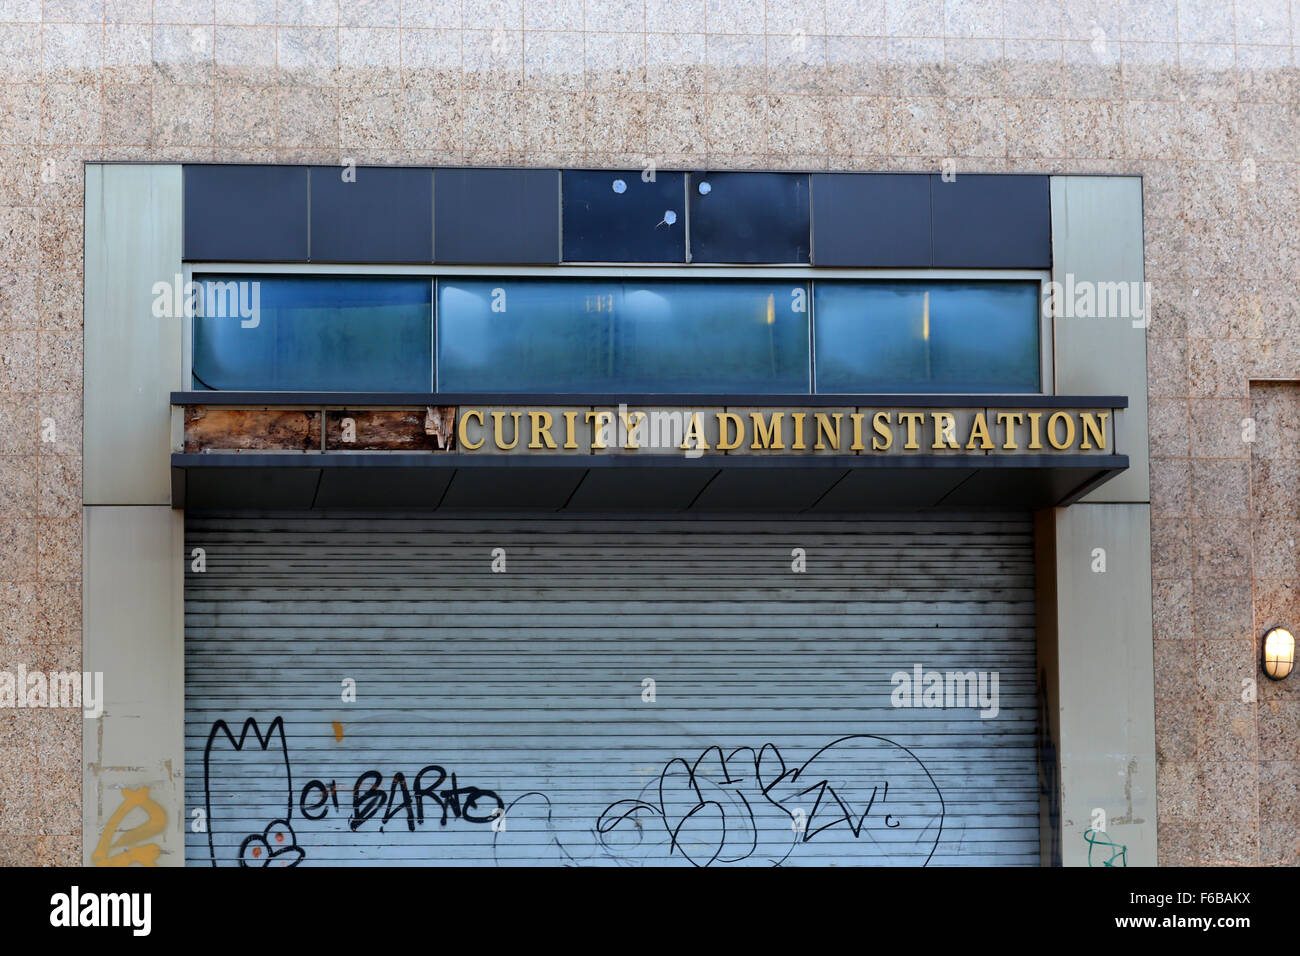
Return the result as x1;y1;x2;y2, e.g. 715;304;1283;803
467;406;1096;457
872;412;893;451
681;412;711;452
1027;412;1044;450
899;412;925;450
965;412;994;450
1047;411;1075;450
716;412;744;451
619;410;646;449
996;412;1024;450
850;412;866;451
814;412;842;451
750;411;785;450
931;411;958;449
562;411;579;449
1080;412;1109;450
585;411;613;449
528;410;557;449
458;409;485;450
491;410;522;450
791;412;807;450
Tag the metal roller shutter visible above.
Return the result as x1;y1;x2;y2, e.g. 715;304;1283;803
184;512;1039;867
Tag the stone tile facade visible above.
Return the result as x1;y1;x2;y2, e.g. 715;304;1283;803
0;0;1296;865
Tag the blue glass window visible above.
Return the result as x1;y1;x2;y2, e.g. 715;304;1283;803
562;170;686;263
688;172;810;264
437;278;811;393
191;276;431;391
813;281;1040;393
190;275;1041;396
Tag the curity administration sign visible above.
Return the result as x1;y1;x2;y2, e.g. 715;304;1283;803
454;405;1115;457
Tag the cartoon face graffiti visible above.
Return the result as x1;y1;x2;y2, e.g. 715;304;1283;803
203;716;304;867
239;819;304;868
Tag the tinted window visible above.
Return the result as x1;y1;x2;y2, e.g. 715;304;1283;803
309;166;433;263
434;168;560;264
183;165;309;262
813;281;1040;393
810;173;930;267
562;170;686;262
437;278;810;393
688;171;810;263
930;174;1051;268
192;276;431;391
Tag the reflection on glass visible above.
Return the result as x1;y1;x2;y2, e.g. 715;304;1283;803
191;276;431;391
813;281;1040;393
189;275;1039;396
437;278;811;393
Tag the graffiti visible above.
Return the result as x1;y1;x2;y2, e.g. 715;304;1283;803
203;716;505;865
596;735;943;866
203;716;302;867
493;735;944;867
1085;829;1128;867
491;791;586;866
299;765;503;832
93;786;166;867
240;819;304;867
202;717;943;867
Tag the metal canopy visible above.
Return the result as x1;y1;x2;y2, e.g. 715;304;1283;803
171;451;1127;512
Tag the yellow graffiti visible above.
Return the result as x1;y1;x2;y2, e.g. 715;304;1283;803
93;786;165;867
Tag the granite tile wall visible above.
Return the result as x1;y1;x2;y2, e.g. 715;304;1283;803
0;0;1296;865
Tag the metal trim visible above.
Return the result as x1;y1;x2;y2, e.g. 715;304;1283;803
171;452;1129;471
184;261;1049;279
171;391;1130;408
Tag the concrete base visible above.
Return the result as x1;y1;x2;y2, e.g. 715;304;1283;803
82;506;185;866
1036;503;1157;866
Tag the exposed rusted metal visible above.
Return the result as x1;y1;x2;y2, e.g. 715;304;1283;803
325;408;457;451
183;406;320;453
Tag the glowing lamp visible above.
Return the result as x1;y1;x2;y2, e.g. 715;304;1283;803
1263;627;1295;681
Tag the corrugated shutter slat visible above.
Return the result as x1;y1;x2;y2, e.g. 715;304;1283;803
185;513;1038;867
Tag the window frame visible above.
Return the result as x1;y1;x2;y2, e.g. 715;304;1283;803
181;263;1053;396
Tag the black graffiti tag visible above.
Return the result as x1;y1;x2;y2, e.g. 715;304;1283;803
299;765;504;832
593;734;945;867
